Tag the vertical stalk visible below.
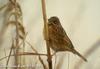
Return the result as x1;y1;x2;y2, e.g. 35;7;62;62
41;0;52;69
13;0;20;69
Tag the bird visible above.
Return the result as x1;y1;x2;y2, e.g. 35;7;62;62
48;16;87;62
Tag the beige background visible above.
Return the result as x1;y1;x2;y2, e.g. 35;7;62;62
0;0;100;69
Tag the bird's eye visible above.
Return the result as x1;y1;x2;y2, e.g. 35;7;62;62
53;20;57;24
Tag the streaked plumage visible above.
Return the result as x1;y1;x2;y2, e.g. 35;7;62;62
48;16;87;62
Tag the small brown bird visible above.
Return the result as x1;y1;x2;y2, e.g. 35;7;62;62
48;16;87;62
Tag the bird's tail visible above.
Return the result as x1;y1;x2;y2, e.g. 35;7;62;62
72;49;87;62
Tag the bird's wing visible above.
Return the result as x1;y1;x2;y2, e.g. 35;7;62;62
48;23;74;48
59;25;74;48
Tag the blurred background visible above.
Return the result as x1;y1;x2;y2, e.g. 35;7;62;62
0;0;100;69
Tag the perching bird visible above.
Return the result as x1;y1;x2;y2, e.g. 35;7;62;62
48;16;87;62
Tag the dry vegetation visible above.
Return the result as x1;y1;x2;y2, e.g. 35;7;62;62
0;0;52;69
0;0;99;69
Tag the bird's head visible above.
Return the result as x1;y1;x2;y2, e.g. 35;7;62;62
48;16;60;25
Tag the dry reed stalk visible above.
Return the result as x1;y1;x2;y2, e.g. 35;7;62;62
41;0;53;69
0;52;47;61
0;0;53;69
26;41;47;69
0;4;7;11
6;39;14;69
14;1;20;68
9;0;26;69
0;40;48;61
0;0;26;69
9;0;24;69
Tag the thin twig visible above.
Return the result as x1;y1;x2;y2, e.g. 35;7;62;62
0;4;7;11
6;39;14;69
26;41;47;69
0;52;47;61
